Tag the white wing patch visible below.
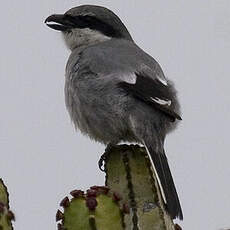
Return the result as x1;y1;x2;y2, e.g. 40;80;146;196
140;64;168;86
156;74;168;86
121;73;137;84
150;97;171;106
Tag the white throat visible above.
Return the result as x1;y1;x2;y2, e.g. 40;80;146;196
62;28;111;50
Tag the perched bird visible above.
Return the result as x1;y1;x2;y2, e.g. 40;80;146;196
45;5;183;220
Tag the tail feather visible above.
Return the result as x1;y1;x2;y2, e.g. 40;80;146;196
145;142;183;220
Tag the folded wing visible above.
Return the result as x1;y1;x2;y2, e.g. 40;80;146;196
118;72;182;122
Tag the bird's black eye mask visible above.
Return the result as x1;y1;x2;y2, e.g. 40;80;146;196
64;15;123;38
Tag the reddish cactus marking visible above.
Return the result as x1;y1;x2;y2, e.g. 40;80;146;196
86;189;97;197
112;192;122;202
90;186;110;194
56;209;64;222
122;203;130;214
0;206;4;213
86;197;98;211
175;224;182;230
0;203;4;213
7;210;15;221
70;190;84;198
60;197;70;208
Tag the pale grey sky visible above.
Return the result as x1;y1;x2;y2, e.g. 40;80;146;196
1;1;230;230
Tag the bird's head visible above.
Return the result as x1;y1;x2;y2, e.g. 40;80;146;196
45;5;133;50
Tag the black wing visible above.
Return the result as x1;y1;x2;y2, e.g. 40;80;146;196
118;73;182;122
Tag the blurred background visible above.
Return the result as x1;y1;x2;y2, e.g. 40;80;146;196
0;0;229;229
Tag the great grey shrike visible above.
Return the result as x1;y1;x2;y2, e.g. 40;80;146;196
45;5;183;220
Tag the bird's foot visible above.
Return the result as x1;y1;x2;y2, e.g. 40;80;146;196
98;143;117;172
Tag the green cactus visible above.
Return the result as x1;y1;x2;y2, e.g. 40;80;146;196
0;179;14;230
1;145;181;230
104;144;176;230
56;186;128;230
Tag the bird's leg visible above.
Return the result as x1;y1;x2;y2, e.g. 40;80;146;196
98;143;117;172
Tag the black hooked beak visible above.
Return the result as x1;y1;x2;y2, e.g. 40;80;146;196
45;14;76;31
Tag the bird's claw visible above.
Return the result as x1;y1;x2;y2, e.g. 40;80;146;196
98;153;107;172
98;143;117;172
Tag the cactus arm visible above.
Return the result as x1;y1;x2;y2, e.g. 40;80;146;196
0;179;14;230
56;188;125;230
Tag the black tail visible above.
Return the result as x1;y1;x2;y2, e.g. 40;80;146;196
145;141;183;220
